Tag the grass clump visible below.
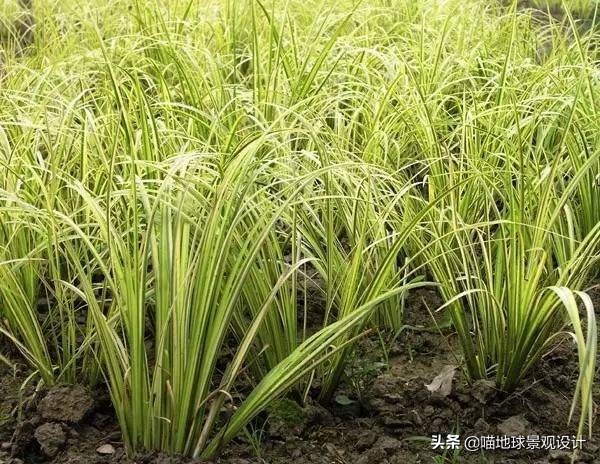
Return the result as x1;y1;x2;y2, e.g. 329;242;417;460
0;0;597;459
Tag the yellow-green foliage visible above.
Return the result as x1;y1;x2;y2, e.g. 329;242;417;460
0;0;597;458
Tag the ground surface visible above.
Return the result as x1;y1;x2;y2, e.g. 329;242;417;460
1;288;598;464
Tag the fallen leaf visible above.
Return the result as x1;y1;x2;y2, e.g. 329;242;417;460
425;365;457;397
334;394;355;406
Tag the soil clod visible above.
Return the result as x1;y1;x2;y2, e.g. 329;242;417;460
34;422;66;458
38;385;94;423
497;414;534;436
472;379;497;404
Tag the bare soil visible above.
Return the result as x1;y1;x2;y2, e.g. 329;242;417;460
0;288;598;464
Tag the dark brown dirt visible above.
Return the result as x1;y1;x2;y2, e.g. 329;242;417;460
215;288;600;464
37;386;95;424
0;288;598;464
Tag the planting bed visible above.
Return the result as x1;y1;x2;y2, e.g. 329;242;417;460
1;289;598;463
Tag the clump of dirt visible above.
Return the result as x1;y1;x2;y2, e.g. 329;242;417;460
34;422;67;458
38;385;95;423
0;380;124;464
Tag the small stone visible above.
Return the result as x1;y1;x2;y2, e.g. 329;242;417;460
1;442;11;451
96;444;115;455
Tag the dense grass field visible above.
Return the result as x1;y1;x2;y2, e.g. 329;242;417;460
0;0;599;463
